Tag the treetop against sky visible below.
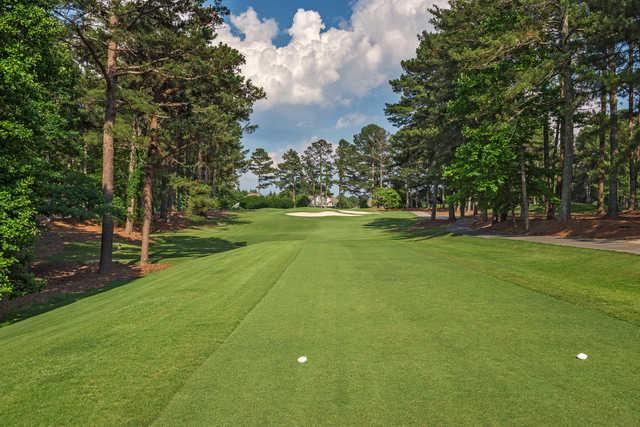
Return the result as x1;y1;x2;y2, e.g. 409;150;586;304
220;0;448;189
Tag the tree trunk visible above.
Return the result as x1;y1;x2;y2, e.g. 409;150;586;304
448;203;456;222
608;52;619;218
629;44;638;210
140;114;158;267
405;180;410;209
292;177;297;208
543;115;553;219
520;144;530;232
598;88;607;215
124;137;136;235
559;10;574;223
197;148;205;182
98;11;119;273
431;183;437;220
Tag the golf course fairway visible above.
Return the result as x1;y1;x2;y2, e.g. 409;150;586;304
1;209;639;425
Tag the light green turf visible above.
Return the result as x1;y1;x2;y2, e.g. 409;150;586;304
1;209;639;425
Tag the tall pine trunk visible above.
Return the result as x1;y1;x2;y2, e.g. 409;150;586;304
629;44;638;210
559;11;575;223
430;183;437;220
98;11;118;273
598;88;607;215
607;51;619;218
543;115;553;219
520;143;529;232
124;137;136;236
140;113;159;266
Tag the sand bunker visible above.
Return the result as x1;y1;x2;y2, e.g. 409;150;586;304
286;211;361;217
286;210;377;218
337;210;376;215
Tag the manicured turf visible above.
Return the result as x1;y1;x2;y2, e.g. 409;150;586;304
1;209;639;425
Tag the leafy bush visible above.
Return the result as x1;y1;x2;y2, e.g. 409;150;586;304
266;194;293;209
171;176;218;216
337;195;360;209
218;190;247;209
40;170;102;220
0;180;40;300
240;194;305;209
372;187;401;209
296;195;310;207
241;195;269;209
189;195;220;217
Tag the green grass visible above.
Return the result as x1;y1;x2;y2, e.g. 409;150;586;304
1;209;639;425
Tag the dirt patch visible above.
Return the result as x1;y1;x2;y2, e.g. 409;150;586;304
473;211;640;240
34;219;140;261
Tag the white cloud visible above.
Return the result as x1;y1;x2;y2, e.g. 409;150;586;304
335;113;370;129
217;0;447;109
268;137;318;165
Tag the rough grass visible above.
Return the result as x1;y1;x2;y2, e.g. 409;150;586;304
1;209;639;425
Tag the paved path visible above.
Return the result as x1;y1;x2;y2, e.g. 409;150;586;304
446;217;640;255
411;213;640;255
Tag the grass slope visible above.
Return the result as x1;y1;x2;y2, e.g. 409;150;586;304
1;209;639;425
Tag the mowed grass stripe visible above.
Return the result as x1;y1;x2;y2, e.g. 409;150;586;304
397;233;640;325
155;237;640;425
0;241;301;426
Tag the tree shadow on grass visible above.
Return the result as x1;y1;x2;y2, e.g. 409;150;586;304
2;235;247;328
0;277;137;327
363;217;452;240
148;235;247;263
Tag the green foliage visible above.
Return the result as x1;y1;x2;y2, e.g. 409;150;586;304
240;194;296;209
372;187;401;209
249;148;275;190
171;176;218;217
189;195;220;217
0;180;39;300
240;195;269;210
0;0;77;298
295;195;310;207
40;171;102;220
336;195;360;209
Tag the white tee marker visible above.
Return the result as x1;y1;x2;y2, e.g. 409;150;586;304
297;355;308;364
576;353;588;360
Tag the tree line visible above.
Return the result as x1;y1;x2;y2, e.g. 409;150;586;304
0;0;263;300
386;0;640;228
248;123;402;209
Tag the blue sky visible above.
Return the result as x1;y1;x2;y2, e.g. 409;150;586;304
219;0;446;189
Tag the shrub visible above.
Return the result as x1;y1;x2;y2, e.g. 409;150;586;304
219;190;247;209
296;195;310;207
241;195;269;209
0;180;40;300
372;187;401;209
337;195;360;209
266;194;293;209
188;195;219;217
40;170;102;220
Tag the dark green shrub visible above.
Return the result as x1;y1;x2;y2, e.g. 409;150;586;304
372;187;401;209
189;195;220;217
296;195;310;207
0;180;40;300
40;170;102;220
241;195;269;209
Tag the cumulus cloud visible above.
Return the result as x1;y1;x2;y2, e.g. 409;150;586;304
335;113;370;129
217;0;447;109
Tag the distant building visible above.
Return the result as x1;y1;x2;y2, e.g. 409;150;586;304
310;195;337;208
